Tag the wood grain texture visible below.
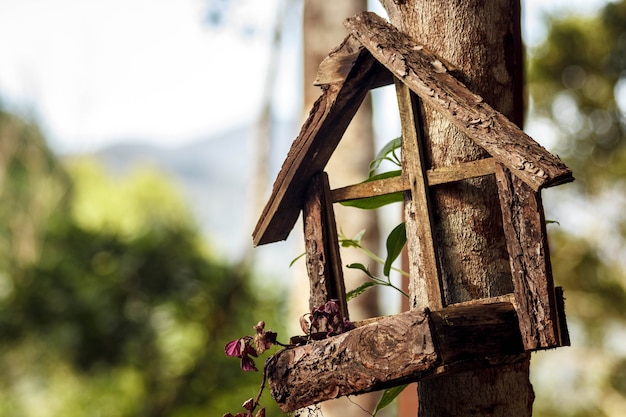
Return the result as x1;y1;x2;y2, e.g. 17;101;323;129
495;163;566;350
396;80;443;310
344;11;573;191
252;42;377;246
330;157;495;203
303;172;349;319
268;308;437;412
267;301;525;412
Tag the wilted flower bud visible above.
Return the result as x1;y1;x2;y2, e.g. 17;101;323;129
242;398;255;410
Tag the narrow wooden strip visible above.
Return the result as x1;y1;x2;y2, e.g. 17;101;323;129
267;301;524;412
345;12;573;191
495;163;563;350
446;293;515;308
428;157;495;186
555;286;571;347
303;173;332;313
253;43;379;246
396;79;443;309
320;172;349;319
314;35;363;86
315;35;394;89
303;172;349;320
330;158;496;203
331;175;406;202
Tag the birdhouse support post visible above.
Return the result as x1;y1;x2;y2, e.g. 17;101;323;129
495;163;569;349
303;171;349;320
396;79;444;310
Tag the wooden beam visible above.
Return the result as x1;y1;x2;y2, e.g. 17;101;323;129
330;157;496;203
315;35;394;89
428;157;496;186
429;301;523;363
495;163;566;350
303;172;349;319
252;38;381;246
331;175;406;203
267;301;523;412
344;12;573;191
396;80;443;309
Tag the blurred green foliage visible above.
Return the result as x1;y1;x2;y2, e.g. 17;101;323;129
528;1;626;416
529;0;626;189
0;109;284;416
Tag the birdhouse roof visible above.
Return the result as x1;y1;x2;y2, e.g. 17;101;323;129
252;11;572;247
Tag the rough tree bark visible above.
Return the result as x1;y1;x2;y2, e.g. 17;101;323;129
378;1;535;416
297;0;380;415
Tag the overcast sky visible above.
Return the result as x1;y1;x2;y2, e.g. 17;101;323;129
0;0;609;153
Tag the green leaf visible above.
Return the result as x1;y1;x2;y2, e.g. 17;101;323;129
289;252;306;268
384;222;407;277
369;137;402;176
340;192;404;210
373;384;408;416
340;229;366;248
546;219;561;226
346;262;376;280
339;170;403;210
368;169;402;182
346;281;377;301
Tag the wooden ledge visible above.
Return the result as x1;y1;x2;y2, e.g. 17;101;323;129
267;300;524;412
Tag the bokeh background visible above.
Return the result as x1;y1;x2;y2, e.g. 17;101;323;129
0;0;624;416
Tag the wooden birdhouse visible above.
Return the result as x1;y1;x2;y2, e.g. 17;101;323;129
252;12;574;413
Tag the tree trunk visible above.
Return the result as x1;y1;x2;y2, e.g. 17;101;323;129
297;0;380;415
379;1;534;416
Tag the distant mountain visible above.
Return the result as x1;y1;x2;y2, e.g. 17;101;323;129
88;122;299;267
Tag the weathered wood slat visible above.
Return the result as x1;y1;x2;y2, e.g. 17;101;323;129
252;41;379;246
555;286;571;346
330;157;496;203
303;172;349;319
315;35;394;89
267;301;524;412
429;157;495;186
495;163;565;350
396;80;443;309
344;12;573;191
331;175;406;203
429;302;524;363
268;308;436;412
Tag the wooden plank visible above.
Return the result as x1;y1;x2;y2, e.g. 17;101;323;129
555;286;571;346
344;12;573;191
396;80;443;309
315;35;394;89
268;308;437;412
429;302;523;363
446;293;516;308
252;38;379;246
314;35;363;86
331;175;406;203
428;157;495;186
303;172;349;320
267;301;524;412
495;163;565;350
330;158;496;203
